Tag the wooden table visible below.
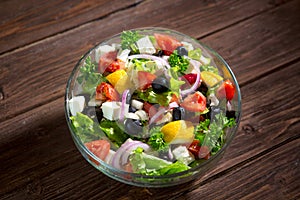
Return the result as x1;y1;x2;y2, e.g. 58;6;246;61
1;0;299;199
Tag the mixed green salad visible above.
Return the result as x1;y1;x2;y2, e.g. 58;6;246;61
68;30;237;176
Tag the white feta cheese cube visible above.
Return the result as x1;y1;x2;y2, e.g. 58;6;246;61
136;36;156;54
182;41;194;51
162;55;170;62
117;49;131;62
131;99;144;110
172;146;195;165
88;98;102;107
135;110;149;121
68;96;85;116
208;93;219;107
101;101;121;120
95;45;116;62
156;112;173;125
125;112;140;120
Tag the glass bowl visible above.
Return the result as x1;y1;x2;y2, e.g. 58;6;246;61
65;27;241;187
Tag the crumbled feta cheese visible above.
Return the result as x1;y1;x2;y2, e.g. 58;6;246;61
182;41;194;51
68;96;85;116
136;36;156;54
88;98;102;107
156;112;172;125
101;102;121;120
172;146;195;165
101;101;130;120
208;93;219;107
162;55;170;62
135;110;149;121
117;49;131;62
95;45;115;62
125;112;140;120
131;99;144;110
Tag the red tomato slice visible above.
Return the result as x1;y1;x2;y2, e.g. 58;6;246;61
85;140;110;162
188;140;210;159
96;82;119;101
217;79;235;101
154;33;182;55
107;59;125;73
98;51;118;73
137;71;156;90
188;139;201;158
181;91;207;112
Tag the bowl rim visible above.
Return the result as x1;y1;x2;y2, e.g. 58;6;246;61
64;27;242;180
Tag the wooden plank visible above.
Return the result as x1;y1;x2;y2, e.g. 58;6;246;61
0;0;278;55
0;0;298;123
1;60;299;199
0;0;144;55
179;139;300;200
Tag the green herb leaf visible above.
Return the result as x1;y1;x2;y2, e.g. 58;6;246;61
70;113;103;143
168;50;190;74
99;120;129;147
121;31;143;54
188;48;202;60
148;127;168;151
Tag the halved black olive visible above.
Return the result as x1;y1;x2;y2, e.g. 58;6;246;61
152;77;169;93
124;118;143;136
176;46;188;56
172;107;186;121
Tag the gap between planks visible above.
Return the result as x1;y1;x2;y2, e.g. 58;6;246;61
0;0;292;59
169;134;300;200
0;0;145;58
0;0;296;125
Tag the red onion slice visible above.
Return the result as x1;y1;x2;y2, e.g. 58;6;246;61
128;54;170;69
181;59;201;97
110;139;150;170
149;107;166;125
120;89;129;121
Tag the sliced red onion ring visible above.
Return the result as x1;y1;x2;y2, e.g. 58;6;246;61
181;59;201;97
110;139;150;169
120;142;150;166
149;107;166;125
120;89;129;121
128;54;171;69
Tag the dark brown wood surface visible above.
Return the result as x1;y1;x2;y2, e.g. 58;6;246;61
1;0;299;199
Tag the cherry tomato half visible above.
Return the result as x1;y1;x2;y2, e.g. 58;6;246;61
98;51;118;73
154;33;182;56
85;140;110;165
96;82;119;101
137;71;157;90
181;91;207;112
217;79;235;101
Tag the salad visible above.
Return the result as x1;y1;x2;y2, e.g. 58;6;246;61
68;30;237;176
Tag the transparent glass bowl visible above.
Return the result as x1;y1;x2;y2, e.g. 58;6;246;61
65;27;241;187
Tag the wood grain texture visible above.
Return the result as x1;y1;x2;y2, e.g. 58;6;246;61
1;59;299;199
0;0;144;54
1;0;300;199
0;0;298;123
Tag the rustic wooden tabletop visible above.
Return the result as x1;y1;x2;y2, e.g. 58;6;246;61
0;0;299;199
